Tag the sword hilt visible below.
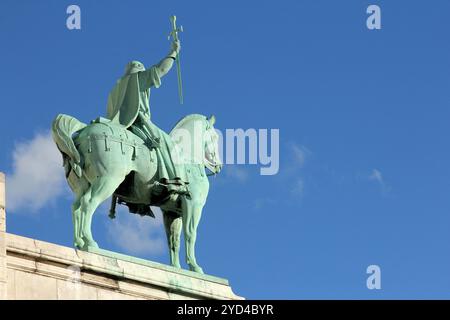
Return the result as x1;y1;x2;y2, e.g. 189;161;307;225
168;15;183;41
167;15;184;104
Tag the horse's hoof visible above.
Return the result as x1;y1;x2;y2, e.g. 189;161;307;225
189;265;204;274
74;238;85;249
85;242;99;250
81;239;99;250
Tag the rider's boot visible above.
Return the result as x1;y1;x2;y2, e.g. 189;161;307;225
160;177;190;196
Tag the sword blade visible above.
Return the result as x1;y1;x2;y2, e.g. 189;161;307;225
176;53;183;104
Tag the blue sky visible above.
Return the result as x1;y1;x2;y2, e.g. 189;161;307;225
1;0;450;299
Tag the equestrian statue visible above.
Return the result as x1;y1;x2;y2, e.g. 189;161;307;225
51;16;222;274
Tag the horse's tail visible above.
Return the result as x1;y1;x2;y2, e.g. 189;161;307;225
51;114;87;178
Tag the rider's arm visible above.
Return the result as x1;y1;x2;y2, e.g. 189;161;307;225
138;41;180;90
156;40;180;77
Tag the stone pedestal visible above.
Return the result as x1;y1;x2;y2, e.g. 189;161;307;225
5;234;242;300
0;172;242;300
0;173;6;299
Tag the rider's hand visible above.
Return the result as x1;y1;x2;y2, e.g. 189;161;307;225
171;40;180;55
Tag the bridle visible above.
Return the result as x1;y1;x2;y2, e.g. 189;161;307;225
204;121;222;177
204;158;221;176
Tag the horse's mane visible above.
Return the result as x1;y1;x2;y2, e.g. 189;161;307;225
169;114;207;136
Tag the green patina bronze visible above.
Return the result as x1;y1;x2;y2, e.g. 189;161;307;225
168;15;184;104
51;17;222;274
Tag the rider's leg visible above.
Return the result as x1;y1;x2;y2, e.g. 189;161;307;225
135;120;189;195
143;121;188;182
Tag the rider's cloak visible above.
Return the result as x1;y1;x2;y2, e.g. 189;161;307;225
106;61;161;128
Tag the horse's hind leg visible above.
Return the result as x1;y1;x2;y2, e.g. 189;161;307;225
70;177;90;249
163;211;182;269
79;175;124;249
71;195;84;249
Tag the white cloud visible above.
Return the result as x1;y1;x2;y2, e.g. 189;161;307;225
291;144;311;168
225;165;249;182
285;144;310;198
369;169;391;195
291;178;305;197
253;197;276;210
369;169;382;182
6;132;66;213
106;206;166;256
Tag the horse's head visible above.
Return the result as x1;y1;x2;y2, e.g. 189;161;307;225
170;114;223;175
204;115;222;175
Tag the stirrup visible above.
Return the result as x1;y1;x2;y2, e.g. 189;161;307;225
164;182;185;193
167;177;189;186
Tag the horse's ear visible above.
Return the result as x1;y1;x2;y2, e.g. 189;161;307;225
208;115;216;126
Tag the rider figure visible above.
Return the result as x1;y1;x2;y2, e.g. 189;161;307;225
106;40;187;194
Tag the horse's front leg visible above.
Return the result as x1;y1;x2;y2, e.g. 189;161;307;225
163;212;182;269
181;197;204;274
